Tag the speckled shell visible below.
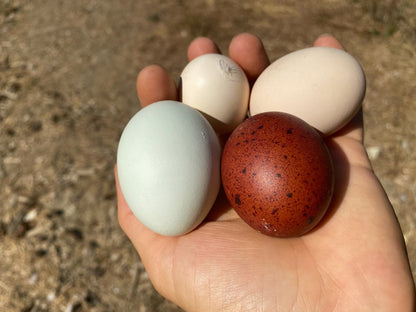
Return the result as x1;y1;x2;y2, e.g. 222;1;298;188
221;112;334;237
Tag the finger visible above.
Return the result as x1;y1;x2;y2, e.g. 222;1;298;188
313;34;344;50
228;33;270;85
187;37;221;61
136;65;178;107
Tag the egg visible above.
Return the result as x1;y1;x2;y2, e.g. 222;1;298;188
221;112;334;237
250;47;366;135
180;53;250;134
117;101;221;236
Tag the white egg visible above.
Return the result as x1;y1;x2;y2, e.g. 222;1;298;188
250;47;366;135
117;101;221;236
180;54;250;134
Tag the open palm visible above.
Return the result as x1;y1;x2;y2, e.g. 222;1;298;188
116;34;415;311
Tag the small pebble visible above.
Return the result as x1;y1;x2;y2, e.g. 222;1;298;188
366;146;381;160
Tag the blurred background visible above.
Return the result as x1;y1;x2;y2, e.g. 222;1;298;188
1;0;415;311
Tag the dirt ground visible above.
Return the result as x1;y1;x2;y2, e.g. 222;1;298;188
0;0;415;311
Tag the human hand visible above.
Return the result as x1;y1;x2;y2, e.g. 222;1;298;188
115;33;415;311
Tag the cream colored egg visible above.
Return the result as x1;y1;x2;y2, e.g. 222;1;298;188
250;47;366;135
180;54;250;134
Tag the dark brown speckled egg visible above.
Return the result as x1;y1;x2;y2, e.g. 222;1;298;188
221;112;334;237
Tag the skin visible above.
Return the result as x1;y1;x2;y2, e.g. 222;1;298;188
116;33;415;311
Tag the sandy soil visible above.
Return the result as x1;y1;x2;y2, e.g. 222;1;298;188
1;0;415;311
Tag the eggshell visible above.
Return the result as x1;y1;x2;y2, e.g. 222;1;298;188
180;53;250;134
117;101;221;236
250;47;366;135
221;112;334;237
